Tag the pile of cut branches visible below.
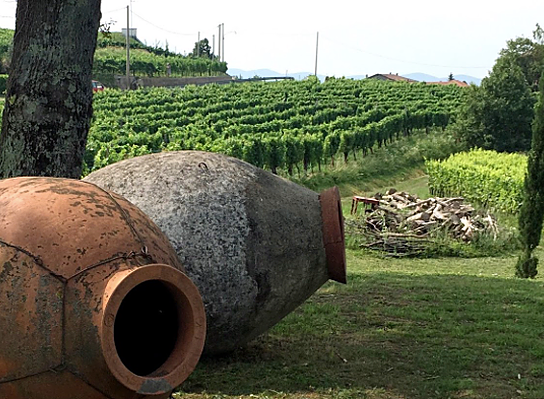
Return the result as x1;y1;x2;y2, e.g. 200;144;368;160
348;189;499;257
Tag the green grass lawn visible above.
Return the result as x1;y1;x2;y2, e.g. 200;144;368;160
176;247;544;399
175;131;544;399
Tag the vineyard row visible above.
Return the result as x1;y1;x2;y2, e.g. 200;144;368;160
86;79;464;174
0;78;467;176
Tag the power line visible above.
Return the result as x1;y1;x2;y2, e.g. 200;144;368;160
0;1;491;73
321;35;491;70
131;11;198;36
101;6;128;14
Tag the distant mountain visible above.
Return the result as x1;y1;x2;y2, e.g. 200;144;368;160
290;72;327;81
346;75;367;80
404;73;441;82
228;68;482;85
228;68;282;78
227;68;327;81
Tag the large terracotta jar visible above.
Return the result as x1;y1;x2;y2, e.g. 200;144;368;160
85;151;346;355
0;177;206;399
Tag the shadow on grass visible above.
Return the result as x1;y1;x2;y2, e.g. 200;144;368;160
179;272;544;399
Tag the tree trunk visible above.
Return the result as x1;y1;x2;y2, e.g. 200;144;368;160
0;0;102;178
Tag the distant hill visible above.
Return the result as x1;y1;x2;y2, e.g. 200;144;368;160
228;68;482;86
403;73;440;83
345;75;367;80
0;28;227;82
228;68;327;82
228;68;282;78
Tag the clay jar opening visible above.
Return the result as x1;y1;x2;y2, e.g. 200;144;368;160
101;264;206;395
114;279;179;376
320;186;347;284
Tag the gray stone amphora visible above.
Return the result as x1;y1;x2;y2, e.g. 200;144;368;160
85;151;346;355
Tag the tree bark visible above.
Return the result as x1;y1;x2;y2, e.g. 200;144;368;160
0;0;101;178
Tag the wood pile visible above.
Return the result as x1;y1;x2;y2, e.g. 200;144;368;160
350;188;499;256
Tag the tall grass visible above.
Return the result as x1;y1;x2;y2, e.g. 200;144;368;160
293;128;464;194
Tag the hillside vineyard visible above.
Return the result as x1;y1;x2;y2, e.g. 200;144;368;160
86;78;465;174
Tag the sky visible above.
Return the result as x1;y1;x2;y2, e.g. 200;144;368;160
1;0;543;79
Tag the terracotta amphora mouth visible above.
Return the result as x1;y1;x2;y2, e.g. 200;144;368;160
101;264;206;396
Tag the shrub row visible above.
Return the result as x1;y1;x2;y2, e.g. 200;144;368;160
426;149;527;213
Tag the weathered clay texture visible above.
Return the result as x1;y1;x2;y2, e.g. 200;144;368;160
85;151;346;354
0;177;206;399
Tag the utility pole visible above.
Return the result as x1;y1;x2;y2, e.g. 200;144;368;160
314;32;319;77
126;5;130;90
197;31;200;57
217;24;221;62
222;23;225;62
212;34;215;58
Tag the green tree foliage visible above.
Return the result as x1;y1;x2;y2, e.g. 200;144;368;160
516;73;544;278
0;74;7;95
455;56;535;152
0;28;13;73
192;38;213;59
500;24;544;91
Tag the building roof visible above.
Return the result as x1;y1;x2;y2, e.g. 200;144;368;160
426;79;470;87
367;73;418;83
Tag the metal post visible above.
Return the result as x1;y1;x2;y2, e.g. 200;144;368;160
126;6;130;90
217;24;221;62
222;23;225;62
314;32;319;77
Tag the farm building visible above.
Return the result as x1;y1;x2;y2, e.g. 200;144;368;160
367;73;417;83
426;79;470;87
